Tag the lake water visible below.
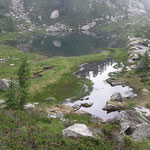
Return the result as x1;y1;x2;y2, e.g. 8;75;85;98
10;32;126;57
64;59;136;120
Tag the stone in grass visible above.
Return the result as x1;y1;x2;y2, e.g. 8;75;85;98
0;100;5;105
24;103;36;109
45;97;56;101
0;79;10;91
142;88;149;93
63;124;93;137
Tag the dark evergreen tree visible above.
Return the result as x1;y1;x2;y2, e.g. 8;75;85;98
18;57;30;109
6;78;17;109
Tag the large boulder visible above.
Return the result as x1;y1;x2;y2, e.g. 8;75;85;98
50;10;59;19
111;93;122;102
0;79;10;91
63;124;93;137
132;123;150;141
103;103;125;113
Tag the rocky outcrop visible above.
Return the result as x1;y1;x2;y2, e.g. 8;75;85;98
128;36;150;64
119;107;150;141
7;0;150;33
81;21;96;31
9;0;37;32
132;122;150;141
63;124;93;137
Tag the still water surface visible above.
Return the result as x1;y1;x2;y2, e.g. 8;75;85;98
65;59;136;120
10;32;126;57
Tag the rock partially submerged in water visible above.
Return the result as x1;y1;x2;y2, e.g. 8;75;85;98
111;93;123;102
106;78;125;87
81;102;93;108
72;104;81;110
103;103;125;113
63;124;93;137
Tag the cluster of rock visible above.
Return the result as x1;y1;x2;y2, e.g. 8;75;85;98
119;106;150;141
7;0;150;34
45;22;72;33
7;0;37;32
127;35;150;70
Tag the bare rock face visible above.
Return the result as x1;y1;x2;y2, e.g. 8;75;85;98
63;124;93;137
50;10;59;19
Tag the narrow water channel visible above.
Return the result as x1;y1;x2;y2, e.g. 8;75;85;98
65;59;136;120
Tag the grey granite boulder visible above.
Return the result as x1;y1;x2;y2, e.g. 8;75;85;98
63;124;93;137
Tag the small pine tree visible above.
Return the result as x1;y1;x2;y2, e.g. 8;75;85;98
6;79;18;109
6;57;30;109
18;57;30;109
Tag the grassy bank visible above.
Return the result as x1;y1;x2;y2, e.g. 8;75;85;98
0;45;110;104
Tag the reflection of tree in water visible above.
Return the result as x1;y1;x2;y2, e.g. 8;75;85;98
77;59;113;78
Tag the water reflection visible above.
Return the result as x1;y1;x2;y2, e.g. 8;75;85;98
9;32;126;57
65;59;136;120
77;59;113;78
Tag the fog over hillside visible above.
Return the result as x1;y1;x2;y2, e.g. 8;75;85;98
1;0;150;32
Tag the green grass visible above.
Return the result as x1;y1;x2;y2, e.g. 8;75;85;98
0;109;118;150
0;45;110;103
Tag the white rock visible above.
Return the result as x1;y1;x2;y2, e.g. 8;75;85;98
142;88;149;93
63;124;93;137
50;10;59;19
33;102;39;105
10;64;15;66
24;103;35;109
0;100;5;104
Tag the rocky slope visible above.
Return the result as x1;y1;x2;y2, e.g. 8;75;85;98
3;0;150;32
